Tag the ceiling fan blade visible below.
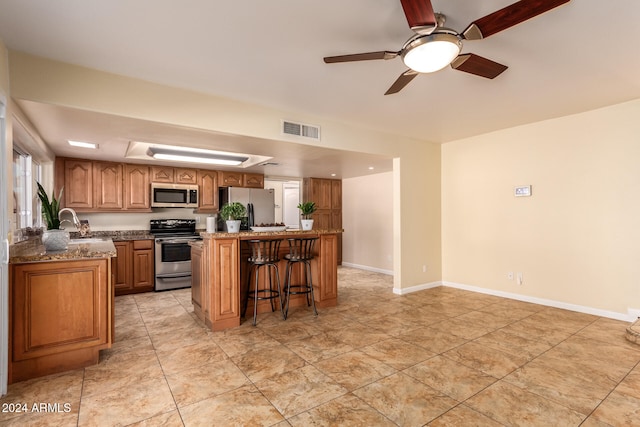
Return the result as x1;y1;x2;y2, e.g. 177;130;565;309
400;0;437;35
462;0;570;40
324;51;399;64
385;70;419;95
451;54;508;79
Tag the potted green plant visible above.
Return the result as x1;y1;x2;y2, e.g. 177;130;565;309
219;202;246;233
36;182;69;250
297;201;317;230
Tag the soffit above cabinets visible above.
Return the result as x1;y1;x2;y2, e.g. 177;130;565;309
14;100;393;179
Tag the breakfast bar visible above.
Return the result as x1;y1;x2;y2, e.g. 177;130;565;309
191;229;342;331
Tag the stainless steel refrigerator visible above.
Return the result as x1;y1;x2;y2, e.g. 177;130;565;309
218;187;275;231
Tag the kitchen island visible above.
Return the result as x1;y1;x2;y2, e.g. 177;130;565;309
8;238;116;383
191;229;342;331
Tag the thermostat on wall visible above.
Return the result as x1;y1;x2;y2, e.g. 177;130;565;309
514;185;532;197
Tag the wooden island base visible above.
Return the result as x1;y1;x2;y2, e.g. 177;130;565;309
191;230;341;331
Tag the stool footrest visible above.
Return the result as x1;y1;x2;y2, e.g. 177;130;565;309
287;285;312;295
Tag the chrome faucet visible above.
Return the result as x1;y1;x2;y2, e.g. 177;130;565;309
59;208;81;229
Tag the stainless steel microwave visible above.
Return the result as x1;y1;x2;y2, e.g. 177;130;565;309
151;183;199;208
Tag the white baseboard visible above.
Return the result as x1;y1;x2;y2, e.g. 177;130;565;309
341;262;393;276
628;308;640;320
340;266;637;323
441;280;636;322
393;281;442;295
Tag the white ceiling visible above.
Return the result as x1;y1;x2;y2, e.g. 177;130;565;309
1;0;639;178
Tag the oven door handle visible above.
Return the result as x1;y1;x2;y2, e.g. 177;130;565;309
156;238;200;244
157;272;192;279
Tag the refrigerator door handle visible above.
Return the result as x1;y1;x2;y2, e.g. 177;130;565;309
247;203;255;227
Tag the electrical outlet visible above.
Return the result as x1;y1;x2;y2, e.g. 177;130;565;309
422;265;427;273
517;272;523;285
508;272;514;280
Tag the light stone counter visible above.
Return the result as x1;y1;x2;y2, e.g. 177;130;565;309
199;228;343;239
9;237;117;264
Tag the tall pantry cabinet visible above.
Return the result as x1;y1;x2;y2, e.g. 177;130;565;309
303;178;342;264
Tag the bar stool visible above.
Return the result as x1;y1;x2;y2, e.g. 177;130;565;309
283;237;318;319
242;239;285;326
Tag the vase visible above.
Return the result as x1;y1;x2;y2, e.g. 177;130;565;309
42;229;70;251
301;219;314;231
226;220;242;233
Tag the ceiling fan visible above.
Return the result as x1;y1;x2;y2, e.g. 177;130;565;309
324;0;571;95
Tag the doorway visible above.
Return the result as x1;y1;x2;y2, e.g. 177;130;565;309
282;182;300;228
264;179;301;229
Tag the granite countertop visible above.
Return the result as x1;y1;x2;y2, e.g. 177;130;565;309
69;230;155;241
9;237;117;264
199;228;344;239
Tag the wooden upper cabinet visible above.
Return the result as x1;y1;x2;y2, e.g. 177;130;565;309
94;162;123;210
331;180;342;209
57;158;150;212
151;166;197;184
175;168;197;184
124;164;150;210
305;178;341;212
303;178;342;264
219;171;243;187
150;166;174;183
244;173;264;188
197;169;219;212
308;178;332;210
64;159;93;209
217;171;265;188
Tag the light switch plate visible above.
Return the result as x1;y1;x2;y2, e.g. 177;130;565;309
514;185;532;197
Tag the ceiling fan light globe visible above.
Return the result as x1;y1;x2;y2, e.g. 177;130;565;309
402;32;462;73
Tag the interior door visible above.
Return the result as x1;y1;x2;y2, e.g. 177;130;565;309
1;95;9;395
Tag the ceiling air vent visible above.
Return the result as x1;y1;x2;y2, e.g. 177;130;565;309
282;120;320;141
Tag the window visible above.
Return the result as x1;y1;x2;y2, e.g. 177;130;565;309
12;147;42;230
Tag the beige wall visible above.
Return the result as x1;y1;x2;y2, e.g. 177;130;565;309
442;99;640;317
8;51;442;290
0;42;8;96
342;172;393;273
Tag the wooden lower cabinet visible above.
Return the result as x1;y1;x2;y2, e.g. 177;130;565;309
192;238;240;331
211;238;240;330
191;242;210;327
9;258;113;383
113;239;155;295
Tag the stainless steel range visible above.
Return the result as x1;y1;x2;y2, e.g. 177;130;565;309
150;219;202;291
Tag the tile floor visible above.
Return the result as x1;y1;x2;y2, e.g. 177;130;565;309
2;267;640;426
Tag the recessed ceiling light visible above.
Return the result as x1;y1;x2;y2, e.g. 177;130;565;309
331;173;337;177
368;166;375;170
68;140;98;149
